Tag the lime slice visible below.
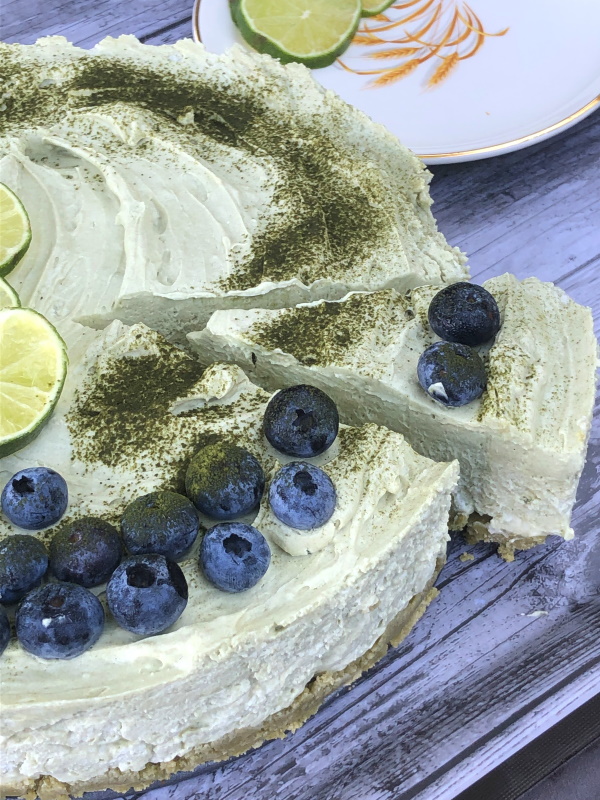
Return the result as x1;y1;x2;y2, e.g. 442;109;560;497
361;0;395;15
0;183;32;277
231;0;362;69
0;308;68;458
0;278;20;309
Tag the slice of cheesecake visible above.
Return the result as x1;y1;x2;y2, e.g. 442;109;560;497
1;322;458;799
0;36;468;348
190;273;598;559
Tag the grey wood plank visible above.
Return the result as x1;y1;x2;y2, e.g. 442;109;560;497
1;0;193;48
2;5;600;800
431;111;600;252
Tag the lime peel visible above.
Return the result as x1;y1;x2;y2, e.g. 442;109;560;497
361;0;395;16
0;277;20;309
0;183;32;277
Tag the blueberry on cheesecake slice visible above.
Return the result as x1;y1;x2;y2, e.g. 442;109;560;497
107;554;188;636
185;442;265;520
263;384;339;456
1;467;68;530
190;272;597;559
269;462;337;530
200;522;271;593
428;282;501;346
417;341;487;407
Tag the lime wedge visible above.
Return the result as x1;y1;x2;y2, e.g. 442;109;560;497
0;278;20;309
231;0;362;69
0;308;68;458
361;0;395;15
0;183;32;277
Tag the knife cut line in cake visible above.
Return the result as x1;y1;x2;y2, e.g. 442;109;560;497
338;0;508;89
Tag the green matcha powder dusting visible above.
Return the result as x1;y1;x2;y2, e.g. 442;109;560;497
249;292;388;367
67;336;205;481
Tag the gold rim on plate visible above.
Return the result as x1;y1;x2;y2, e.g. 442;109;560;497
191;0;600;163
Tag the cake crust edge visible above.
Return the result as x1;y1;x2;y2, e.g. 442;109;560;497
464;515;552;561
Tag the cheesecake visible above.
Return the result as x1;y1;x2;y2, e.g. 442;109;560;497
190;273;598;559
0;321;459;799
0;36;467;348
1;32;595;800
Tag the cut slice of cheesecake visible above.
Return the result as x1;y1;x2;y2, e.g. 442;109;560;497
1;321;458;799
189;273;598;559
0;36;468;348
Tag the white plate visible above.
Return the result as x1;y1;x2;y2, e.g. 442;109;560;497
193;0;600;163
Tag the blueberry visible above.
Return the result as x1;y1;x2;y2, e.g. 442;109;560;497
121;491;199;560
49;517;122;588
0;534;48;604
200;523;270;593
417;341;487;407
1;467;68;530
16;582;104;659
107;554;188;636
269;462;336;530
185;442;265;520
0;610;11;656
428;282;501;346
263;385;339;458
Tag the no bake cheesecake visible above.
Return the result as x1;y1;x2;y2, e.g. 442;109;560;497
0;31;597;800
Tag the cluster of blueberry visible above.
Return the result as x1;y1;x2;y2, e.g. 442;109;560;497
0;385;340;660
416;282;502;407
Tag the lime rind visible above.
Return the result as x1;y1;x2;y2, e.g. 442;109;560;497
361;0;395;16
231;0;362;69
0;307;68;458
0;277;21;309
0;183;32;277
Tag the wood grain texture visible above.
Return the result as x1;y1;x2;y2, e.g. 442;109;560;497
1;0;193;48
2;3;600;799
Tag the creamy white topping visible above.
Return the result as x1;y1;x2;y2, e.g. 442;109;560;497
190;273;598;544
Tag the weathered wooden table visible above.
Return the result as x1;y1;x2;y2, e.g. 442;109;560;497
2;2;599;799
